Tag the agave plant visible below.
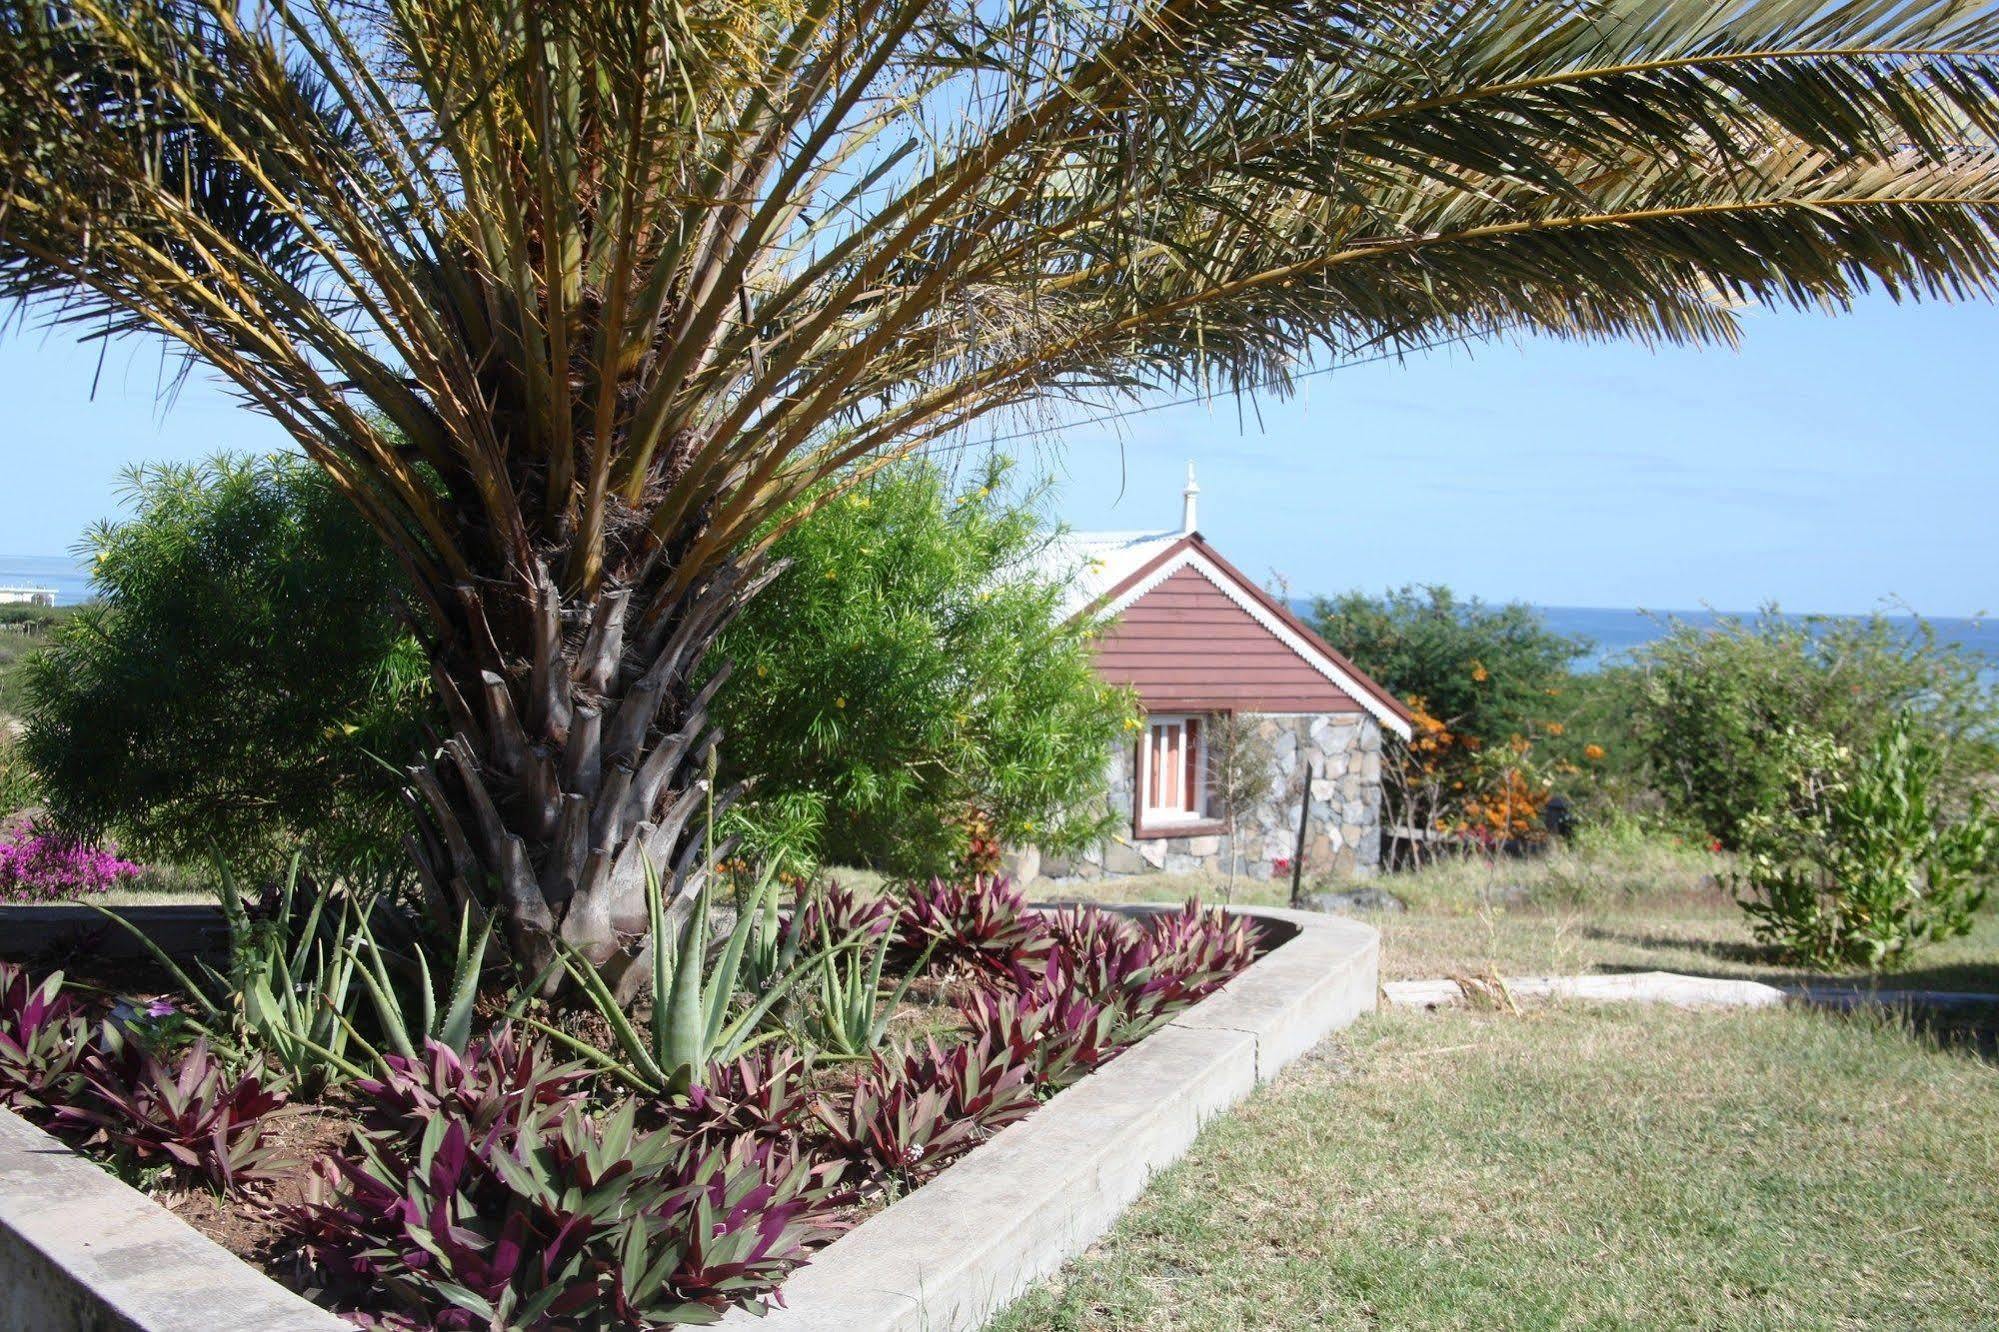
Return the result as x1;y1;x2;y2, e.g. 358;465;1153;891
294;1076;844;1327
344;901;495;1074
12;0;1999;980
89;856;384;1085
0;960;90;1118
55;1028;289;1195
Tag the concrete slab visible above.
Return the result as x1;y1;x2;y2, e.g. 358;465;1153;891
1383;970;1789;1010
0;1107;346;1331
720;903;1379;1332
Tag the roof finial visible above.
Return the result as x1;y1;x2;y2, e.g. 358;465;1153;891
1181;461;1200;535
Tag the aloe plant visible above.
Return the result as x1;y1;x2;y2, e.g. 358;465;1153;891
805;923;934;1061
87;857;379;1084
343;901;493;1071
533;859;812;1095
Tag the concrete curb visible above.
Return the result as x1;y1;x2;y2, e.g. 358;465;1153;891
718;903;1380;1332
0;904;230;965
0;1107;346;1332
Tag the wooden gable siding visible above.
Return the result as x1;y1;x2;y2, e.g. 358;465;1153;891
1092;565;1364;713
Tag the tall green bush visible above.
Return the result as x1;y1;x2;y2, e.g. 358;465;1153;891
714;458;1133;876
1730;715;1996;969
22;456;427;876
1631;609;1997;848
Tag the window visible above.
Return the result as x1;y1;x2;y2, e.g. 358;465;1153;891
1138;714;1207;824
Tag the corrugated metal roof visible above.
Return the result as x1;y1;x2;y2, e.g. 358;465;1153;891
1028;529;1183;621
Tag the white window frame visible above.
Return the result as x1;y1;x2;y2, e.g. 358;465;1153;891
1137;713;1208;825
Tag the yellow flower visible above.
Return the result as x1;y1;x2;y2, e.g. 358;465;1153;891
852;496;871;510
1471;662;1488;682
834;697;846;709
825;569;838;581
1584;743;1606;761
756;663;768;678
1123;717;1142;731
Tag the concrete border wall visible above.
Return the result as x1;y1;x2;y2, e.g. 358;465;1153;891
0;903;1375;1332
0;1108;346;1331
717;903;1379;1332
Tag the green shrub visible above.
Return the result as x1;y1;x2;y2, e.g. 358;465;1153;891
1632;609;1997;848
20;456;427;876
1312;584;1588;748
1731;715;1997;970
23;452;1125;886
714;458;1133;876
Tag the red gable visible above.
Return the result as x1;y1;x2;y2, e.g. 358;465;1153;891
1082;535;1413;734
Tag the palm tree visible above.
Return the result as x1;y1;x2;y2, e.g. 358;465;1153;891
4;0;1998;980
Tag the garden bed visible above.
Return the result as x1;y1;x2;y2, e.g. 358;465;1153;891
0;878;1373;1330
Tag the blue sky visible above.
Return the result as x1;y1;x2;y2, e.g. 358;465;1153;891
1;292;1993;615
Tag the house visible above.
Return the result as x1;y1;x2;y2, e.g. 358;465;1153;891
1032;467;1412;883
0;587;57;608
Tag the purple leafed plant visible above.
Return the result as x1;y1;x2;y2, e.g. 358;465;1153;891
789;878;894;944
292;1038;846;1330
814;1035;1036;1185
1141;899;1260;994
351;1024;589;1140
895;875;1051;983
674;1045;814;1142
964;902;1259;1089
55;1029;289;1194
959;963;1128;1093
0;960;90;1117
0;821;144;902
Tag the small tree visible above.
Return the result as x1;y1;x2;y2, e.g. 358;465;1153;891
1731;716;1997;970
23;457;425;876
1315;587;1583;861
1313;586;1588;749
1205;713;1275;899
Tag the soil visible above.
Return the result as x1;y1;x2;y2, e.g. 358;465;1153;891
153;1096;357;1275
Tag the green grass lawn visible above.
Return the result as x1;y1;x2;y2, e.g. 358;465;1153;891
1034;832;1999;995
991;1003;1999;1331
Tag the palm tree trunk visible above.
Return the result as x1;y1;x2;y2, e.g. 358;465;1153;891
401;554;771;995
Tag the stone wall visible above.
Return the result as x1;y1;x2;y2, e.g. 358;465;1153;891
1038;712;1382;883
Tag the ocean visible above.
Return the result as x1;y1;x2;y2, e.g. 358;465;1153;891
6;553;1994;680
1536;605;1997;676
0;555;93;606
